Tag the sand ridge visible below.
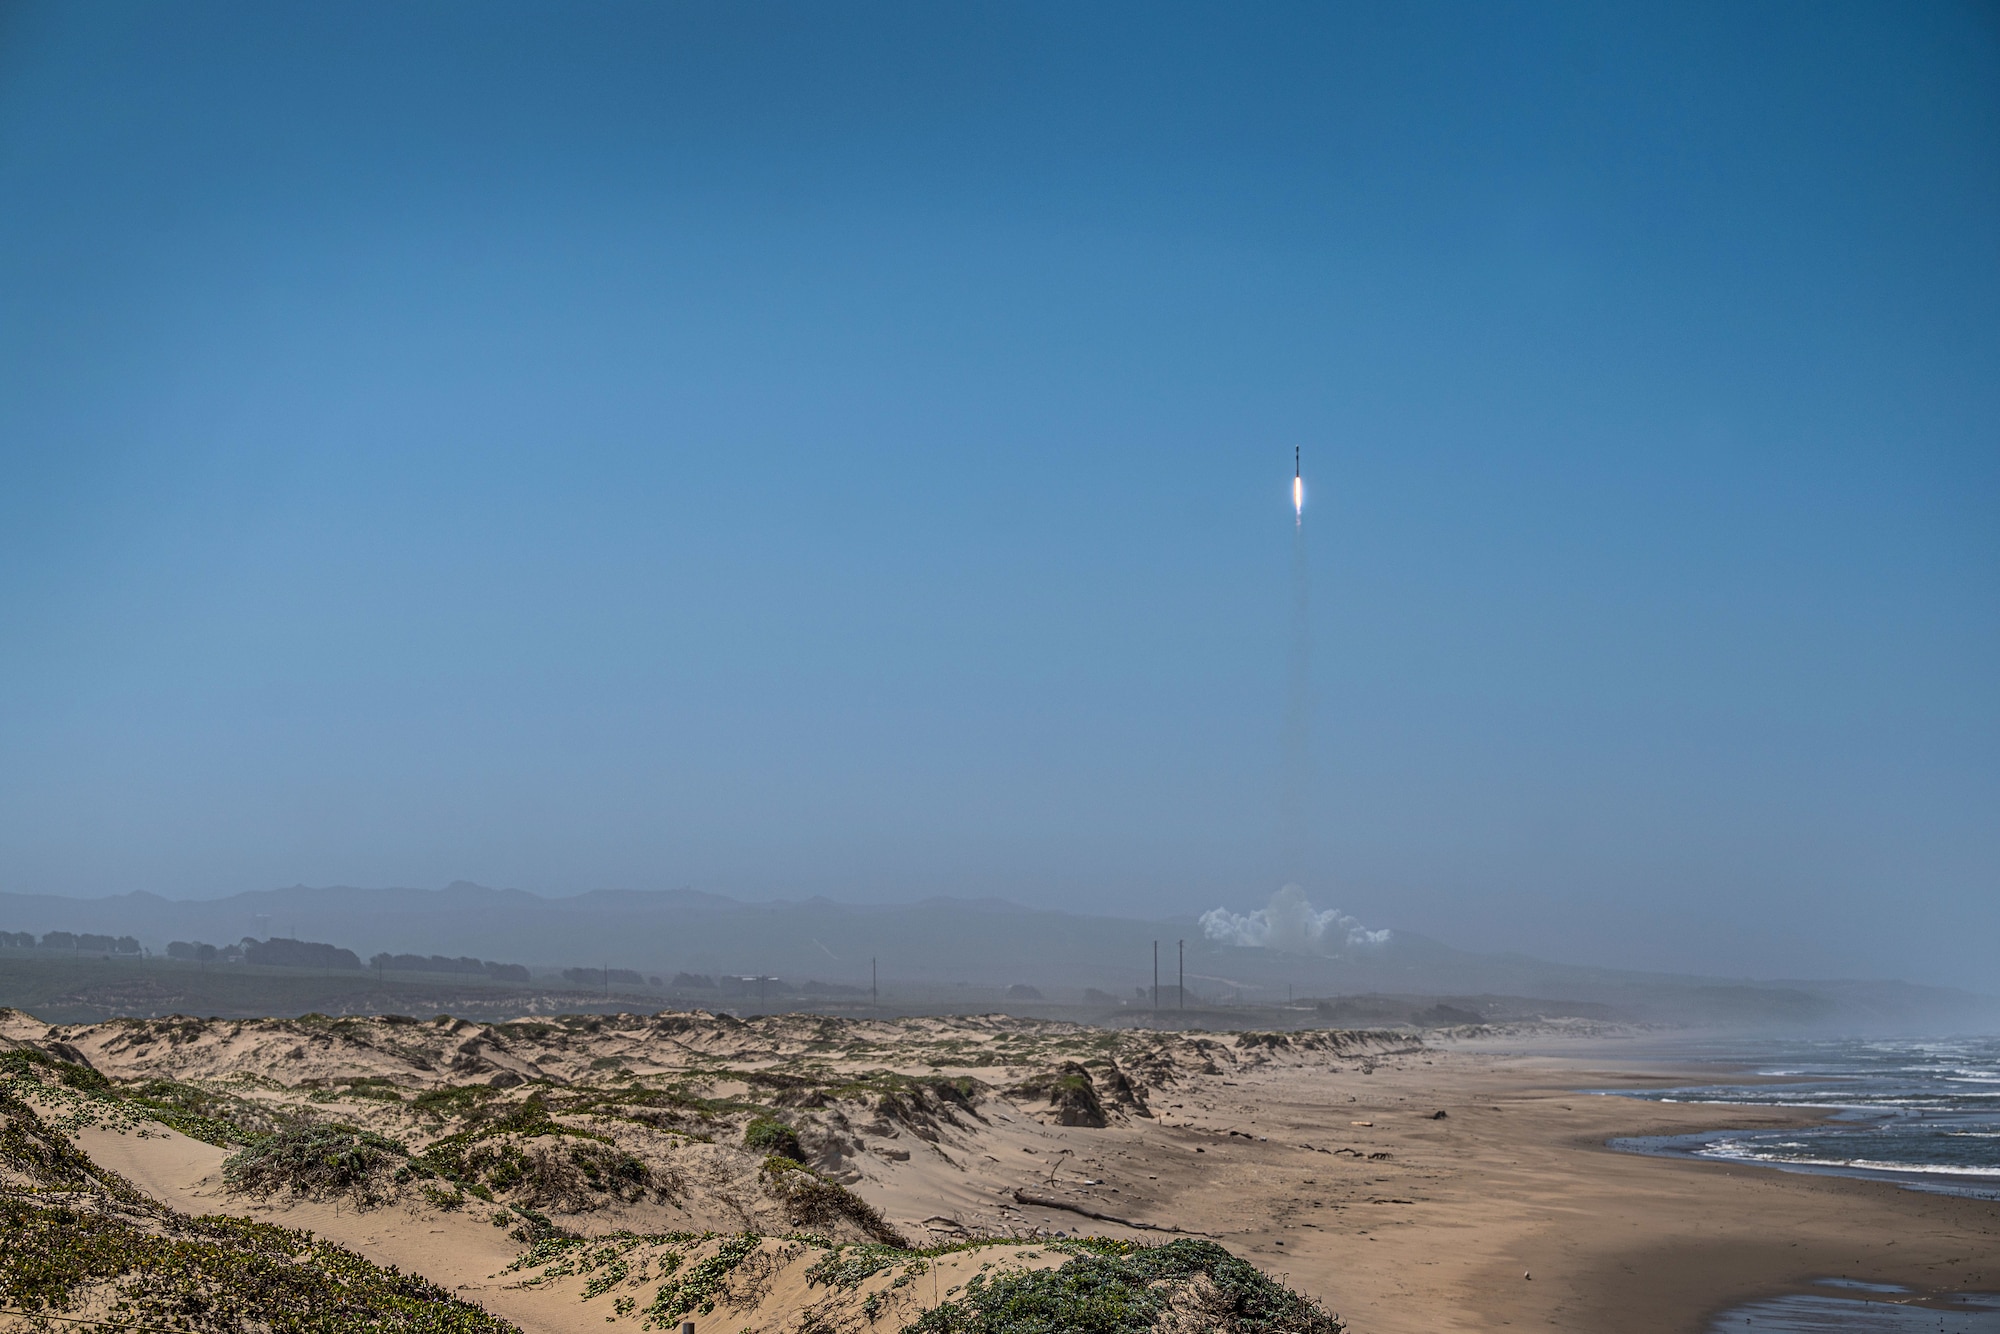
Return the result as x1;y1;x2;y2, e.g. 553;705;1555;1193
4;1009;1996;1332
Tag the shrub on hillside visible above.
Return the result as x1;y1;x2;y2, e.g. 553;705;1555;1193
223;1123;414;1203
902;1238;1343;1334
1;1046;110;1094
742;1116;803;1162
759;1156;905;1246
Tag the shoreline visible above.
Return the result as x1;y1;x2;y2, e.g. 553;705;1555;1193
1608;1122;2000;1203
6;1011;1996;1333
1186;1042;2000;1332
1550;1054;2000;1330
1575;1040;2000;1205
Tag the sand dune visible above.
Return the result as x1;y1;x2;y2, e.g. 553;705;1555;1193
3;1008;1994;1331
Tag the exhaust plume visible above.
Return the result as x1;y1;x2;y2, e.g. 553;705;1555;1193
1200;884;1390;955
1281;456;1311;879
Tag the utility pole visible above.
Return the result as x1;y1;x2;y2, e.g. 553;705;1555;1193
871;957;877;1010
1178;939;1184;1010
1152;941;1158;1016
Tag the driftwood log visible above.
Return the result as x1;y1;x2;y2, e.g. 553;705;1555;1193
1010;1188;1215;1237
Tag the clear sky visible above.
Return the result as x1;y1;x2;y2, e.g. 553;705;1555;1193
1;2;1995;990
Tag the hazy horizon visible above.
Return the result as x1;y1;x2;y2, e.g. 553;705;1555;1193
4;877;1989;998
2;3;1995;994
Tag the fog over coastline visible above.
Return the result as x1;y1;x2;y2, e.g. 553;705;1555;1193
2;879;1994;1037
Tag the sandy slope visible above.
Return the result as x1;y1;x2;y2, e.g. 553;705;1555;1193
1169;1045;1999;1333
7;1011;1997;1332
64;1120;596;1334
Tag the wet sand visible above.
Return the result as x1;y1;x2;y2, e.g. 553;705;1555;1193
1112;1045;2000;1332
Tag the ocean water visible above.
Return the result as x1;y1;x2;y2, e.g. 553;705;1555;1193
1605;1035;2000;1200
1709;1282;2000;1332
1596;1038;2000;1329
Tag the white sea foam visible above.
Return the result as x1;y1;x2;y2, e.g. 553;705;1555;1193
1721;1152;2000;1178
1609;1036;2000;1201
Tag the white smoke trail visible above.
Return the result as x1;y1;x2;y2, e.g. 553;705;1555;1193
1281;502;1311;878
1200;884;1390;955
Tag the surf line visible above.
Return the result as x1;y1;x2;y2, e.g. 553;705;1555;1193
1011;1188;1218;1237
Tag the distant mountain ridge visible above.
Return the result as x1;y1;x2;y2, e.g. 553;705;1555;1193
1;881;1993;1033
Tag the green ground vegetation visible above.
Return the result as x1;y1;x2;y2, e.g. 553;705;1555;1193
502;1229;1341;1334
2;1007;1362;1332
0;1079;517;1333
742;1113;804;1160
0;1199;519;1334
898;1238;1343;1334
641;1232;762;1326
758;1154;906;1245
414;1091;667;1210
223;1121;418;1202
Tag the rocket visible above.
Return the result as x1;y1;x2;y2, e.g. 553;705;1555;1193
1293;446;1303;519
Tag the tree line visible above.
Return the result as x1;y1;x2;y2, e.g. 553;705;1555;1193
0;931;142;954
371;953;530;983
159;937;534;982
166;937;362;969
10;929;695;993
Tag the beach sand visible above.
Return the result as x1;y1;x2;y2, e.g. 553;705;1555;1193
1108;1043;2000;1332
7;1013;1996;1332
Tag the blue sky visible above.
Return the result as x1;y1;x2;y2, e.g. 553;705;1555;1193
1;1;1995;989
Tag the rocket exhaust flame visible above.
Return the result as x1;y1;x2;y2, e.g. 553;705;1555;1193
1283;447;1310;879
